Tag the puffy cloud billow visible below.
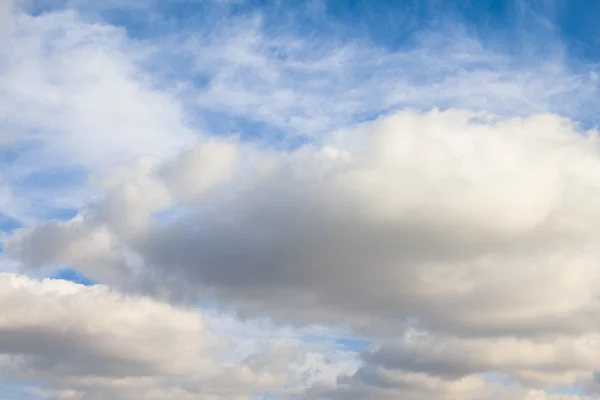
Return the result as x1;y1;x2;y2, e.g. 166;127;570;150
0;273;350;399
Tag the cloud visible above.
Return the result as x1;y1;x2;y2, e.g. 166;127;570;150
1;10;193;168
159;138;239;204
9;108;600;397
0;273;348;399
0;8;195;226
306;374;589;400
361;332;600;387
9;109;600;333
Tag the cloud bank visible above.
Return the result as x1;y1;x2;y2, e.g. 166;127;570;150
0;273;355;399
8;109;600;398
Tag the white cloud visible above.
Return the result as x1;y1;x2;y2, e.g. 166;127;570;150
1;10;193;168
9;109;600;397
361;332;600;387
0;273;352;399
10;109;600;332
159;138;239;204
307;374;590;400
0;8;195;225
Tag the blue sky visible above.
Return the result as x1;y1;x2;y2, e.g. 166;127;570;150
32;0;600;60
3;0;600;399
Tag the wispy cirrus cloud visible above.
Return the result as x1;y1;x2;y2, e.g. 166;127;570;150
185;20;599;137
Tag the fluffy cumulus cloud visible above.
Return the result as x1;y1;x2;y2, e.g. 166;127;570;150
8;110;600;331
4;0;600;399
8;109;600;398
0;273;354;399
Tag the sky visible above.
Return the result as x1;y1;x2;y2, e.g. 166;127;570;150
2;0;600;399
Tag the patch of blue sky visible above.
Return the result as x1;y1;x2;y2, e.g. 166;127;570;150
49;267;97;286
62;1;589;51
299;333;371;352
96;0;318;39
0;377;47;400
547;1;600;63
153;206;189;225
41;207;78;221
546;384;586;396
0;148;19;165
332;337;371;352
198;299;220;311
29;0;600;72
32;0;236;39
0;212;22;233
0;137;43;168
14;166;87;192
322;0;595;57
9;167;87;223
199;109;312;149
483;372;512;386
